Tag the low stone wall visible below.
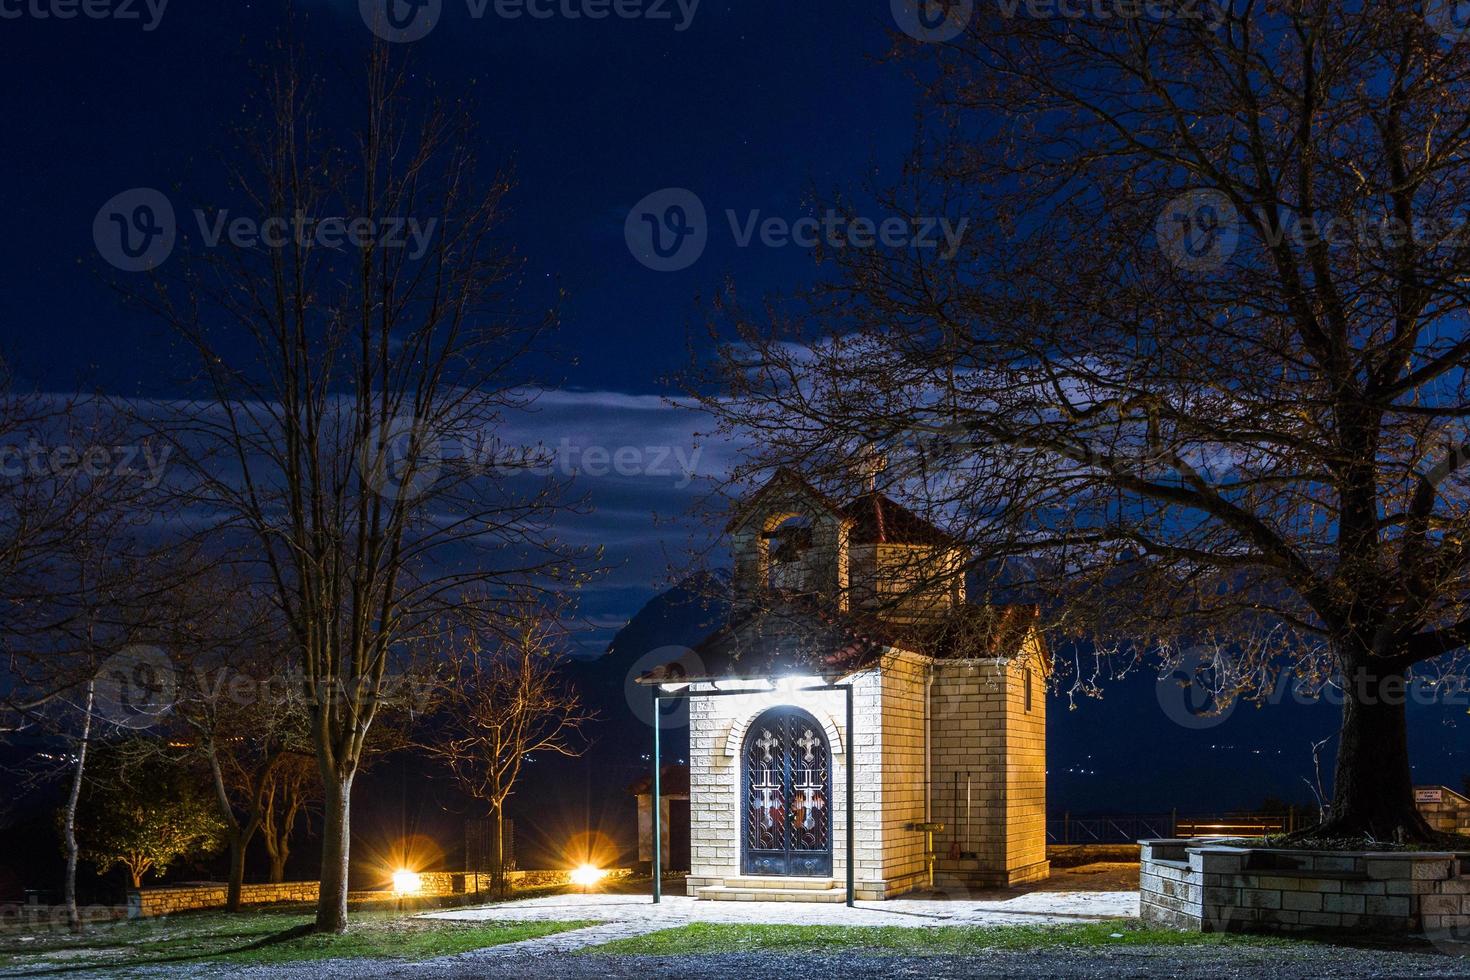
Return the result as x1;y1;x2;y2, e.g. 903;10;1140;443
414;869;632;896
129;869;635;917
1141;839;1470;935
1048;843;1141;867
130;881;320;918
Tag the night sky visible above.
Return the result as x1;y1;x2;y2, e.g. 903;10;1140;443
0;0;923;649
1;0;913;395
5;0;1470;859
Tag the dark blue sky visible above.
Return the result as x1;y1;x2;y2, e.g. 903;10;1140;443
0;0;915;396
0;0;924;648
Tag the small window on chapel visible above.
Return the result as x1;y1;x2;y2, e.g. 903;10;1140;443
1024;668;1033;712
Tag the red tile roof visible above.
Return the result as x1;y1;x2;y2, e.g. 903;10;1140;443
839;492;960;547
636;598;1043;685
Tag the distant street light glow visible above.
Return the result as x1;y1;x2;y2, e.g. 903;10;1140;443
392;869;422;895
570;864;605;888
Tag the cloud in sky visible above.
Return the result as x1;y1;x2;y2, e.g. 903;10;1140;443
489;388;742;653
4;385;748;657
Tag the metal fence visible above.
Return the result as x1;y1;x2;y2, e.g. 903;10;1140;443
465;818;517;872
1047;809;1304;845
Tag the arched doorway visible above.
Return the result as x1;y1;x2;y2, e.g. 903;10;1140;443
741;706;833;876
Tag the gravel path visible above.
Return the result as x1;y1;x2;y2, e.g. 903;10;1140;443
17;866;1464;978
420;888;1142;930
110;942;1470;980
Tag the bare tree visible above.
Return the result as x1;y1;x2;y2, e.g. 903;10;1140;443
182;662;309;910
426;612;594;899
57;680;93;930
160;573;304;912
259;751;319;884
693;1;1470;840
0;379;174;928
138;43;587;931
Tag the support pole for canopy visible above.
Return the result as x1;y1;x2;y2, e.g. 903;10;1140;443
845;683;855;908
652;689;662;903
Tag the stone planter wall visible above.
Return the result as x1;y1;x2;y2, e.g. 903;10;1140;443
1141;839;1470;935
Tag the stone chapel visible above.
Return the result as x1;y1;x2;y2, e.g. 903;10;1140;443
640;469;1051;902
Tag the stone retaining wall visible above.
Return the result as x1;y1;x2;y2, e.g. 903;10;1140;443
1141;839;1470;935
1048;843;1141;867
129;881;320;918
129;868;634;918
416;868;634;896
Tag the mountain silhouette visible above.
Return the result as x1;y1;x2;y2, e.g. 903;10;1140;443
509;572;726;868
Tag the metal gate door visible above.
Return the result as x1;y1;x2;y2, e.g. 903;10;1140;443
741;706;832;876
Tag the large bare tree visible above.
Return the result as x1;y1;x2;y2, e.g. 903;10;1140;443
694;1;1470;841
141;44;587;930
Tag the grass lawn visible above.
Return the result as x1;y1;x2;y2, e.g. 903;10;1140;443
0;908;593;972
581;919;1309;957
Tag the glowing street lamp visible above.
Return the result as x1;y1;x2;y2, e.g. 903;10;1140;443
570;864;605;892
391;869;423;896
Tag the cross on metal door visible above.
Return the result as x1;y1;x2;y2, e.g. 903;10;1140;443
741;706;832;876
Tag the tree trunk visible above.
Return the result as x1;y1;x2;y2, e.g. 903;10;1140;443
493;803;506;900
226;833;248;912
269;849;289;884
62;681;94;933
1323;659;1433;842
314;774;353;933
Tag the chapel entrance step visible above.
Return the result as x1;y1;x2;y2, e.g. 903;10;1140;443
695;884;846;903
721;876;837;891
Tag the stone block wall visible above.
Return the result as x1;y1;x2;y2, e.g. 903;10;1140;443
636;794;684;866
685;674;889;898
128;869;633;917
1004;646;1048;881
930;653;1049;886
849;544;967;624
874;651;930;896
129;881;320;918
684;648;1050;900
930;662;1005;870
729;482;850;609
1417;786;1470;835
440;868;633;895
1141;840;1470;935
